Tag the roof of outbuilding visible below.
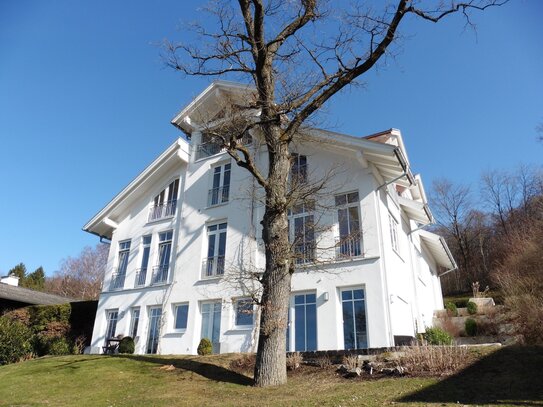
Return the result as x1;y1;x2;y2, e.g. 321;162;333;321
0;283;76;306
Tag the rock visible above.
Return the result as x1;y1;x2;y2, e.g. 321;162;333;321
362;361;374;375
336;364;348;374
344;367;362;377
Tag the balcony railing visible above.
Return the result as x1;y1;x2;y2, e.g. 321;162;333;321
195;142;225;160
151;265;169;285
336;234;362;259
202;256;225;279
208;185;230;206
293;242;315;265
134;268;147;287
109;270;126;291
148;200;177;222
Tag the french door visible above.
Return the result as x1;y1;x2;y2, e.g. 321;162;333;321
201;302;222;354
341;288;367;349
146;307;162;354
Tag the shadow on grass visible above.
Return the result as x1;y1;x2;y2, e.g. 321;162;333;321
398;345;543;406
117;355;253;386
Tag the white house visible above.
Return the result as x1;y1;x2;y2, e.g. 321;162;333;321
84;81;456;355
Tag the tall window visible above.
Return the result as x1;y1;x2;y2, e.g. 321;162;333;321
105;309;118;340
208;163;231;206
146;307;162;354
129;307;140;338
149;179;179;221
389;214;399;253
341;288;367;350
335;192;362;258
152;231;172;284
289;201;315;264
174;303;189;331
293;293;317;351
111;241;130;290
203;223;227;278
135;235;151;287
235;299;254;327
291;153;308;184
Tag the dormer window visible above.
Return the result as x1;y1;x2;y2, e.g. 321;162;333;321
291;153;308;185
148;179;179;222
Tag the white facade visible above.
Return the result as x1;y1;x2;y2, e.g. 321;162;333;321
84;81;456;355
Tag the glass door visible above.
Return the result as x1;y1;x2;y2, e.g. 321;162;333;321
201;302;222;354
341;288;367;349
146;307;162;354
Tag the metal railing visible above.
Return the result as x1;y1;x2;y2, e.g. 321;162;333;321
109;270;126;291
148;200;177;222
201;256;225;279
151;265;169;285
335;234;362;259
134;268;147;287
293;242;315;264
207;185;230;206
195;142;225;160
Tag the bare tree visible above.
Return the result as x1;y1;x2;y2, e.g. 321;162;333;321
165;0;507;386
45;244;108;300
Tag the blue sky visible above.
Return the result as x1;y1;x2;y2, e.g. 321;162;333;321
0;1;541;276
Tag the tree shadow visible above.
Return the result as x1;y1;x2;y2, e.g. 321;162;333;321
117;354;253;386
397;346;543;405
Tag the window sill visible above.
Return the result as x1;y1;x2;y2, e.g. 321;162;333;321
225;326;253;334
163;330;186;337
194;150;227;163
196;276;223;284
205;201;229;210
293;255;380;271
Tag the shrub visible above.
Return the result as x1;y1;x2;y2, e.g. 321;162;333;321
197;338;213;355
286;352;303;370
342;354;359;369
230;353;256;374
444;302;458;317
315;354;332;368
48;338;72;355
465;318;477;336
119;336;135;354
399;344;469;375
423;327;453;345
0;317;33;365
466;301;478;315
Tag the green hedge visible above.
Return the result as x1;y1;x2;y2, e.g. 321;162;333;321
0;317;33;365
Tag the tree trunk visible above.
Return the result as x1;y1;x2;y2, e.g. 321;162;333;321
253;132;292;387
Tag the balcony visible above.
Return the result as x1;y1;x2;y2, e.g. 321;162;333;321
293;242;315;265
195;142;224;160
208;185;230;206
134;268;147;287
151;265;169;285
201;256;225;279
335;234;362;259
109;270;126;291
148;200;177;222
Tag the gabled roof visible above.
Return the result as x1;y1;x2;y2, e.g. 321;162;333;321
83;138;190;239
0;283;76;306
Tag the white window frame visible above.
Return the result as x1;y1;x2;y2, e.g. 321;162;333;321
389;213;400;254
105;309;119;341
129;307;140;339
288;201;315;265
335;191;362;258
202;222;228;279
234;298;254;329
208;162;231;207
172;303;189;332
148;178;179;221
290;153;308;184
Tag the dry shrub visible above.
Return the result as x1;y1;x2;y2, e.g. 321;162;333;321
286;352;303;370
315;354;332;369
342;354;359;369
495;217;543;344
230;353;256;374
399;345;469;375
2;308;30;326
73;335;87;354
439;315;462;338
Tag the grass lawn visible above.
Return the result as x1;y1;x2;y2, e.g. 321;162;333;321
0;346;541;406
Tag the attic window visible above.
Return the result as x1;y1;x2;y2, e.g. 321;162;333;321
148;179;179;222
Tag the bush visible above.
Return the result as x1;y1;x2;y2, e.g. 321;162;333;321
399;344;469;375
423;327;453;345
466;301;478;315
197;338;213;355
0;317;33;364
445;302;458;317
48;338;72;355
286;352;303;370
119;336;135;354
465;318;477;336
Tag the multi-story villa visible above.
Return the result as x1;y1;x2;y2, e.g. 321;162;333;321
84;81;456;355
